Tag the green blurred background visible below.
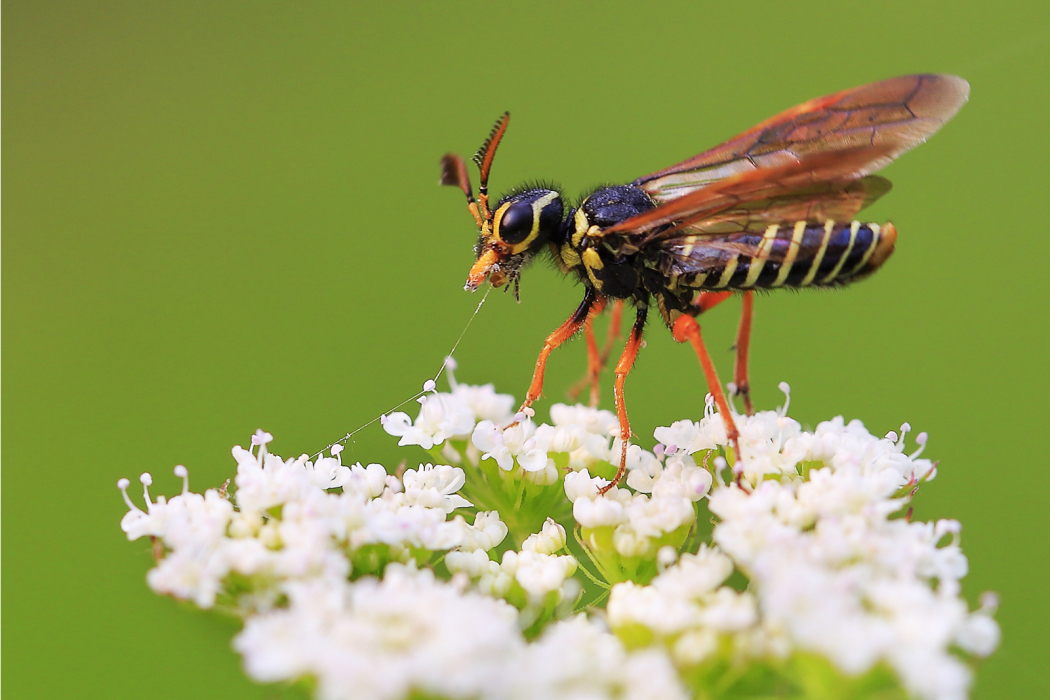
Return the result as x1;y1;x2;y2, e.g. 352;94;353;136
5;1;1049;698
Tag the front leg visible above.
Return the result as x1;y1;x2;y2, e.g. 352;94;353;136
517;286;599;415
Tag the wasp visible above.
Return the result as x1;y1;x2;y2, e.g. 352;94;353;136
440;74;968;491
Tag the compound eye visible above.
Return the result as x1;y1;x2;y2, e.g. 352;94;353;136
497;201;535;245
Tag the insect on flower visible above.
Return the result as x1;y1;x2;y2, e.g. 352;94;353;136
440;74;968;492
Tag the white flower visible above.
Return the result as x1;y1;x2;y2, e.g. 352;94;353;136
563;469;605;503
235;566;523;700
549;403;618;436
522;518;567;555
383;383;516;450
399;463;472;512
451;382;516;423
607;545;742;638
502;549;578;600
460;511;509;552
508;615;689;700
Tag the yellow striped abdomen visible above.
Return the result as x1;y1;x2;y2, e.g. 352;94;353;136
661;220;897;291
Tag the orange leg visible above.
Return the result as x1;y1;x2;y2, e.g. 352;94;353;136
672;314;741;458
599;304;648;494
568;299;624;406
734;291;755;416
518;287;599;414
693;291;755;416
695;290;732;314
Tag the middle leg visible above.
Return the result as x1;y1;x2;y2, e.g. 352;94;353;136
733;290;755;416
568;298;624;407
692;290;756;416
599;301;648;494
671;313;741;459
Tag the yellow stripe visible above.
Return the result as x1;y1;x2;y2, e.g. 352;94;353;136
582;248;604;290
772;220;807;287
571;207;589;247
713;255;739;288
801;220;835;286
582;248;604;270
847;223;881;274
743;224;779;287
821;221;860;283
560;243;581;268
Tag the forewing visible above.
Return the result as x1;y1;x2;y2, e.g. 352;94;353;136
635;74;969;204
606;145;892;241
678;175;891;235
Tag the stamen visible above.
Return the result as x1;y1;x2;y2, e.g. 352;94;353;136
910;432;928;459
332;444;344;462
778;382;791;417
423;379;437;393
885;431;898;443
713;456;728;486
704;393;715;419
444;356;459;389
140;473;154;506
979;591;1000;614
514;411;527;424
665;444;678;456
898;422;911;447
522;407;535;418
653;444;665;459
174;465;189;494
117;478;142;512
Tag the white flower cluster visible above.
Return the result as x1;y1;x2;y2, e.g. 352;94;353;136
382;367;516;451
608;545;758;663
605;408;1000;700
118;433;507;610
118;373;999;700
447;518;579;602
236;564;686;700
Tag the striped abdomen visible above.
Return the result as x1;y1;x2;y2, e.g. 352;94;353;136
662;220;897;291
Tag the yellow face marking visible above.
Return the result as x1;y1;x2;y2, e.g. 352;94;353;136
713;255;739;288
743;224;779;287
847;223;881;275
821;220;860;283
800;220;835;286
771;220;807;287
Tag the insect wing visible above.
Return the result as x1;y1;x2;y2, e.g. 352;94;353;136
634;74;969;204
675;175;891;236
606;144;893;241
